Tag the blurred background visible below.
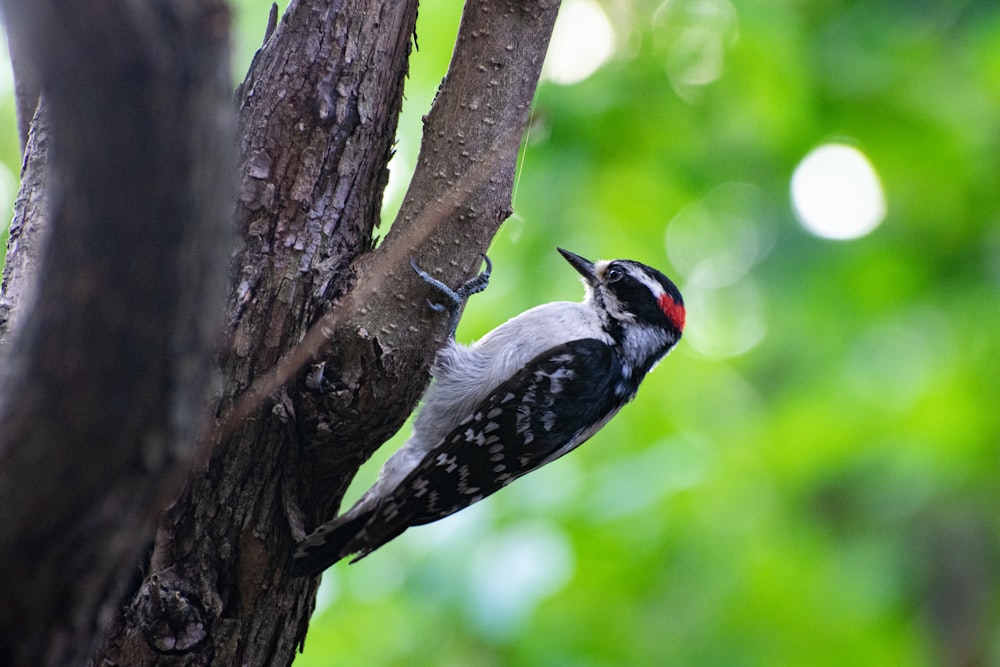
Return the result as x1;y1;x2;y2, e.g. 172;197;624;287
4;1;998;664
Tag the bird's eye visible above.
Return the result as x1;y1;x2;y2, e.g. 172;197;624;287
606;266;624;282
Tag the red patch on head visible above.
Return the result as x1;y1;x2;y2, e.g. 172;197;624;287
659;293;686;331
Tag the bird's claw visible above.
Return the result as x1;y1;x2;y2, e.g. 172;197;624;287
411;255;492;337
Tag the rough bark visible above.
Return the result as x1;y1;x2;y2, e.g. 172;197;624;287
0;102;49;347
0;0;235;664
0;0;560;665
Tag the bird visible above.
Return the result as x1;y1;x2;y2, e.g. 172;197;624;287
290;247;685;575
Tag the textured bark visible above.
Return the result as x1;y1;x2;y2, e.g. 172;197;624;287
0;0;235;664
0;0;560;665
0;102;48;346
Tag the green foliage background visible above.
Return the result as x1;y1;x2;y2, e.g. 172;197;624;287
4;1;999;664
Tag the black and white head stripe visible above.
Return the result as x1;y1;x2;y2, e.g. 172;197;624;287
595;259;686;333
557;247;684;331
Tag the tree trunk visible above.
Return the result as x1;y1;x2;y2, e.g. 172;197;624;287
0;1;559;665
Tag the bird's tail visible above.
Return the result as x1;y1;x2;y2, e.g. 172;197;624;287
289;510;374;577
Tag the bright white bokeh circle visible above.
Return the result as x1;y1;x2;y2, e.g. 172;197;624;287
791;143;887;240
542;0;615;85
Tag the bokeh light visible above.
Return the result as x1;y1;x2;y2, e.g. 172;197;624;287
468;521;574;639
654;0;739;102
791;143;887;240
667;184;773;358
682;281;767;358
666;182;774;289
542;0;615;85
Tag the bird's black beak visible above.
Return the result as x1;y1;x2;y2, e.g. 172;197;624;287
557;248;598;285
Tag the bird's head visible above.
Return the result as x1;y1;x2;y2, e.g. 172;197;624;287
558;247;685;365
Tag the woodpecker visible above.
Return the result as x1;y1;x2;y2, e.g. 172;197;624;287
290;248;685;575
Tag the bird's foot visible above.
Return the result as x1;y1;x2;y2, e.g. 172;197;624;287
410;254;492;337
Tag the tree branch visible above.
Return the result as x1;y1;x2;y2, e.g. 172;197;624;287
0;0;234;664
292;0;562;519
95;0;422;663
0;101;49;348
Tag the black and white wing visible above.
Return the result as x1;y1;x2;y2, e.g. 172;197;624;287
290;338;635;573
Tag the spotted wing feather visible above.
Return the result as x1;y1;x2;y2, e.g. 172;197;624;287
341;338;631;560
